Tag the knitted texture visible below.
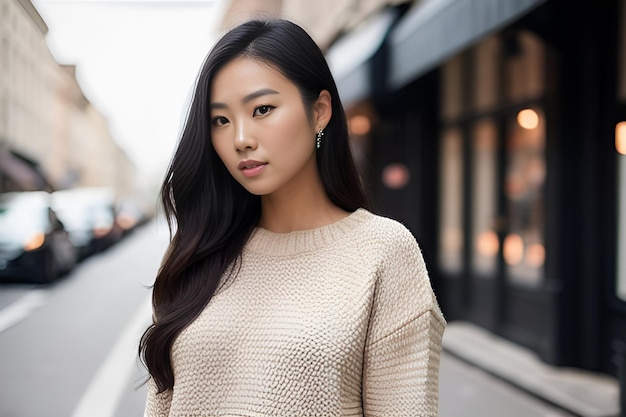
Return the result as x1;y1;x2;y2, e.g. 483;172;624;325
144;209;446;417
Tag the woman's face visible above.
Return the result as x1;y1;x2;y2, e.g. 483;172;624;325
210;57;328;197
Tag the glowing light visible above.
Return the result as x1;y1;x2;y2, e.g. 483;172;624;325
517;108;539;130
616;122;626;155
382;163;410;189
94;226;112;238
476;230;499;257
24;233;45;251
525;243;545;268
349;115;371;136
503;234;524;266
442;228;463;251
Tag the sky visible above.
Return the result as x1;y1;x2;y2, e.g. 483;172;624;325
31;0;225;182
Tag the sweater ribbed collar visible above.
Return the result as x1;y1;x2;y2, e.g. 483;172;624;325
245;208;370;256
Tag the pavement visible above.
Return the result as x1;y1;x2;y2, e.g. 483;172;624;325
443;321;621;417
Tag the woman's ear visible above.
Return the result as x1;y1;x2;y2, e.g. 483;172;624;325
314;90;332;130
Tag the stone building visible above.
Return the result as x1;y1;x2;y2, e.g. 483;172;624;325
0;0;137;201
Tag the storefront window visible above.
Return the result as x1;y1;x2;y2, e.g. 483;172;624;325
616;120;626;301
441;55;463;121
471;119;498;276
472;36;500;112
617;0;626;301
505;107;546;286
505;31;545;103
439;128;464;274
618;150;626;301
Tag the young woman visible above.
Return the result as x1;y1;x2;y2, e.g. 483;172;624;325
140;18;446;417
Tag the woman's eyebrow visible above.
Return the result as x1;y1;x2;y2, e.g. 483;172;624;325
210;88;280;110
243;88;279;103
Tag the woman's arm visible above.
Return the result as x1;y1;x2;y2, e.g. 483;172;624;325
362;225;446;416
143;377;173;417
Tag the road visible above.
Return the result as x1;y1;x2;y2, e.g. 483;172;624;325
0;218;573;417
0;220;168;417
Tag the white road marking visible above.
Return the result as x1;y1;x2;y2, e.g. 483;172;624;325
70;295;152;417
0;290;49;334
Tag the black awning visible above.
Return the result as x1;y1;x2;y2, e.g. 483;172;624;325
326;7;399;107
0;146;51;191
387;0;546;89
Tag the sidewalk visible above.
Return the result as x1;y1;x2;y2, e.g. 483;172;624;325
442;321;621;417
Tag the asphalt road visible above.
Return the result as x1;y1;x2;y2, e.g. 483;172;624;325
0;220;167;417
0;218;573;417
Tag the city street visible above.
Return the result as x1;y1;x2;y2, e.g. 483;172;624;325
0;219;572;417
0;220;168;417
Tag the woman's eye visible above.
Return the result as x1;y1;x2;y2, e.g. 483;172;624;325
253;105;274;117
212;116;229;126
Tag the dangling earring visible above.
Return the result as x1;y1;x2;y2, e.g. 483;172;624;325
316;128;324;149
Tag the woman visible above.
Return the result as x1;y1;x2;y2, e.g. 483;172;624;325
140;18;446;417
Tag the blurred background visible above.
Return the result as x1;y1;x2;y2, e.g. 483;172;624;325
0;0;625;416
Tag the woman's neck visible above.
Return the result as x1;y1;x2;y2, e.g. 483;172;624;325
258;179;348;233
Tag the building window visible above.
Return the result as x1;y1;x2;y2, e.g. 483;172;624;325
438;28;546;285
439;127;464;274
471;118;499;276
618;154;626;301
617;0;626;301
472;35;501;112
505;31;545;102
441;55;463;121
504;108;546;286
617;118;626;300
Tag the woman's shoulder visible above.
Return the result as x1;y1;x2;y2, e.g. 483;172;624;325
350;209;420;252
354;209;415;238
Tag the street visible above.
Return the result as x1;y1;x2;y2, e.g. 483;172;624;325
0;219;573;417
0;220;167;417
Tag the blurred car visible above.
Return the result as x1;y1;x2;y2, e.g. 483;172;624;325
115;197;151;235
51;187;123;259
0;191;78;284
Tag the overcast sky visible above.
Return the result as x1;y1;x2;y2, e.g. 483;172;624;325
32;0;224;182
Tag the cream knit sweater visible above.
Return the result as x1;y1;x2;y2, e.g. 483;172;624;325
144;209;446;417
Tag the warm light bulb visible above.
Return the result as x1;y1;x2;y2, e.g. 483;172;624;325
525;243;545;268
517;109;539;130
503;234;524;266
349;115;371;136
616;122;626;155
476;230;499;257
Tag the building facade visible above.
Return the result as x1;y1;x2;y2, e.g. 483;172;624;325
0;0;57;181
0;0;138;202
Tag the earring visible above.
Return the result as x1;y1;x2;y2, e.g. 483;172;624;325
316;128;324;149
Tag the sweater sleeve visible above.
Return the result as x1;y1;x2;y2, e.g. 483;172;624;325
362;224;446;417
143;377;172;417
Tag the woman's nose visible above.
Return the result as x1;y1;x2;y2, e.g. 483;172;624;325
234;121;257;151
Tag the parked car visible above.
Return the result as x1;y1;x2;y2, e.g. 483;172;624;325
51;187;123;258
115;197;151;235
0;191;78;284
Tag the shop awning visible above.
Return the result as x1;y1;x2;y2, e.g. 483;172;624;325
0;146;50;191
326;7;398;107
388;0;546;89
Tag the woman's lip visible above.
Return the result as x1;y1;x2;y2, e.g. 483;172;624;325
239;162;267;178
238;160;266;170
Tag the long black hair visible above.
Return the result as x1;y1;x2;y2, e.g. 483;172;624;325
139;18;368;393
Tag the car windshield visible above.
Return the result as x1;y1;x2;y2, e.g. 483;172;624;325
52;188;115;230
0;193;48;238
